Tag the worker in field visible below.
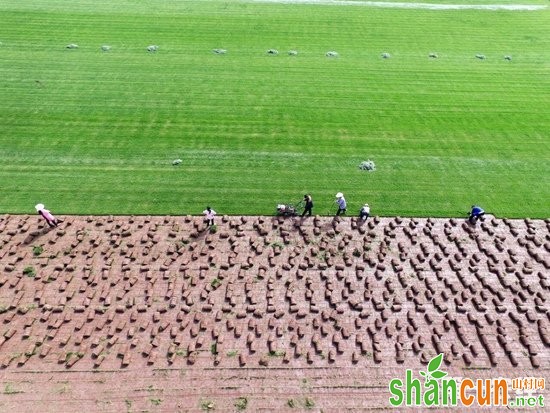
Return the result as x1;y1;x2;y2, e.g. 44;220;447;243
203;206;217;227
35;203;60;228
359;203;370;221
468;205;485;224
301;194;313;217
335;192;347;216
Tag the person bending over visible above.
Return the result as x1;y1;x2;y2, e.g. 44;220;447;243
469;205;485;224
359;203;370;221
35;203;60;228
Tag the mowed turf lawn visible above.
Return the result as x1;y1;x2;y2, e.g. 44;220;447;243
0;0;548;217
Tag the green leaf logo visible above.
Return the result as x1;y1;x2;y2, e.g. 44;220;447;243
428;353;443;373
421;354;447;384
431;370;448;379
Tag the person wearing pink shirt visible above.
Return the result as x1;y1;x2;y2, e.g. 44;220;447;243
35;203;60;228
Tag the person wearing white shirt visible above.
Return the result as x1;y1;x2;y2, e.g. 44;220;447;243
359;203;370;221
203;206;216;226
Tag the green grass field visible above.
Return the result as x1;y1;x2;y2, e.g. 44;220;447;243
1;0;549;217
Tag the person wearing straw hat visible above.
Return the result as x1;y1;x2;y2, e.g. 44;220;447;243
335;192;347;216
359;203;370;221
35;203;60;228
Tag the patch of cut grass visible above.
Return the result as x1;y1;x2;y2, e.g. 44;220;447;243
235;396;248;411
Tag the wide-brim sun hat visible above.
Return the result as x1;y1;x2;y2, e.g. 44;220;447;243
35;203;45;211
336;192;343;198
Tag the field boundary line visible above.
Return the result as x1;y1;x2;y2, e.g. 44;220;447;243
247;0;547;11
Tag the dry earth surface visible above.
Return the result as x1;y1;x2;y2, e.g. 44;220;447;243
0;213;549;412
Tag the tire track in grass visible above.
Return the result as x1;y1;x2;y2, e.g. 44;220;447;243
247;0;547;11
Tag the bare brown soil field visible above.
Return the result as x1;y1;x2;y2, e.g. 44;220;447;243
0;214;548;412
